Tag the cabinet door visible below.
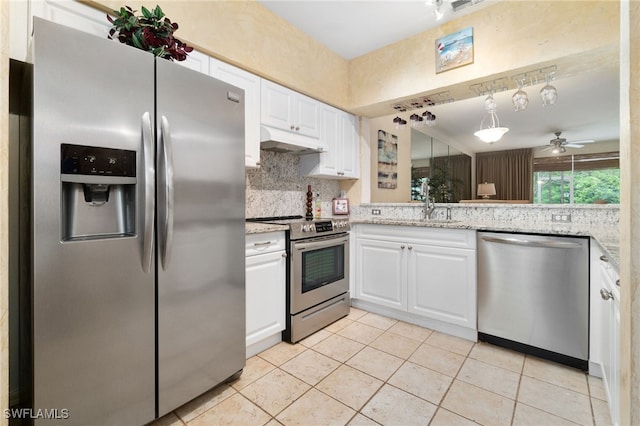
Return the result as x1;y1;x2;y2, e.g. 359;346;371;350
600;266;620;425
294;93;320;138
211;58;261;168
261;80;294;131
356;239;406;310
246;250;286;346
338;112;359;178
178;50;210;74
318;106;340;175
407;244;476;328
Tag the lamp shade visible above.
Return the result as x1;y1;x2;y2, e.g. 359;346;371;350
477;182;496;199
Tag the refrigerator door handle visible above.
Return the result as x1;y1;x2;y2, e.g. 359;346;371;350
160;116;175;269
141;112;155;273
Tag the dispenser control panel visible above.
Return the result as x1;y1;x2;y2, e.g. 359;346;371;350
61;144;136;177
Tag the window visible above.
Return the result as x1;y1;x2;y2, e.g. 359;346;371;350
533;151;620;204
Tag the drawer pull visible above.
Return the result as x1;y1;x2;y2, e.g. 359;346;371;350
600;255;609;262
253;241;272;246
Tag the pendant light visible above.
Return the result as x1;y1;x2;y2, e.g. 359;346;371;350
474;94;509;143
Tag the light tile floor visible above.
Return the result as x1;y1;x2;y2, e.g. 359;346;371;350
151;308;612;426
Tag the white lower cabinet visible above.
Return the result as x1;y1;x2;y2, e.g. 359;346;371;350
407;243;476;329
245;232;286;357
590;239;620;425
356;239;406;310
353;224;476;340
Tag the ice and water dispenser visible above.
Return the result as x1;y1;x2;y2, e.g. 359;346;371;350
60;143;136;241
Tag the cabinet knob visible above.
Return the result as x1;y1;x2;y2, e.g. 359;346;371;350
400;245;405;249
616;278;620;287
600;255;609;262
408;246;413;250
290;124;295;130
295;126;300;131
600;288;614;301
282;252;287;258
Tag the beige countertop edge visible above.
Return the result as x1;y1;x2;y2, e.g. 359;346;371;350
245;222;289;235
351;218;620;271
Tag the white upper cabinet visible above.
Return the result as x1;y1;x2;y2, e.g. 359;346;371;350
261;79;320;139
209;58;261;168
12;0;111;62
300;104;359;179
178;50;210;75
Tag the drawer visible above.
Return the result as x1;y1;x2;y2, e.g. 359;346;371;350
246;231;286;256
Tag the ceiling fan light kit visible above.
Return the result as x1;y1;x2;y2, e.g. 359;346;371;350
543;131;596;154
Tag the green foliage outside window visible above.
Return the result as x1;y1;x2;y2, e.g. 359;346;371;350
534;169;620;204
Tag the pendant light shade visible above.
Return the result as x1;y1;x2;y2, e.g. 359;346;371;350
474;94;509;143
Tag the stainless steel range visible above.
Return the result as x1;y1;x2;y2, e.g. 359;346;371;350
248;216;350;342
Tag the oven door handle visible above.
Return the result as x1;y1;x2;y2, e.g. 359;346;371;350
294;235;349;251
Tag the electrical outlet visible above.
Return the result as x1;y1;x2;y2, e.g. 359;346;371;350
372;209;381;215
551;213;571;223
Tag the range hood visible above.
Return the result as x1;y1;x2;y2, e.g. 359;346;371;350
260;126;325;155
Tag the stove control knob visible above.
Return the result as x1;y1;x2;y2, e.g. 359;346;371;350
302;224;310;232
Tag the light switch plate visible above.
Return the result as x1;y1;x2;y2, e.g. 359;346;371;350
372;209;381;215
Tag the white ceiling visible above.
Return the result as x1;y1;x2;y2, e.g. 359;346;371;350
258;0;499;60
257;0;620;155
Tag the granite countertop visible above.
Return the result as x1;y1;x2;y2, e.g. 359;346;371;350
351;218;620;271
245;222;289;235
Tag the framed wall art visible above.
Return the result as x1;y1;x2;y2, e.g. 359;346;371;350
332;198;350;215
435;27;474;73
377;129;398;189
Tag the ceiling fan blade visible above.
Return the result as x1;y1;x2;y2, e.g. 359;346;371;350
567;139;595;144
565;143;584;148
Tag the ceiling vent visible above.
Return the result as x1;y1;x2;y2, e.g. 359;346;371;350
451;0;483;12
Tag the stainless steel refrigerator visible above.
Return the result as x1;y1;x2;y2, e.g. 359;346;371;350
30;18;245;424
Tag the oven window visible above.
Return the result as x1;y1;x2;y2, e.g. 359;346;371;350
302;245;344;293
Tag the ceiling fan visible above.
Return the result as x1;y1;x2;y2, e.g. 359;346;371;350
542;131;596;153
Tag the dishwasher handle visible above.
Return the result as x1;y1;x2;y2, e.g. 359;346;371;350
481;235;584;249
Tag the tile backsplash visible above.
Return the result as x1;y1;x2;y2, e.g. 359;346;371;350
246;150;341;218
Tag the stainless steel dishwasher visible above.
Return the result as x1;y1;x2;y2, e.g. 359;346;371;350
477;232;589;370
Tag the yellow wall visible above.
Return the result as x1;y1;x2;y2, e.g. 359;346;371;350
89;0;350;110
88;1;619;120
349;1;620;117
369;115;412;203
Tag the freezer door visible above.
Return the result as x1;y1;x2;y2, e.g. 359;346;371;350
32;19;155;425
156;58;246;415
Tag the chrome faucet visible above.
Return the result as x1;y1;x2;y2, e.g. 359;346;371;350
423;182;436;219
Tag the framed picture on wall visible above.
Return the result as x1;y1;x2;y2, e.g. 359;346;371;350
332;198;350;215
435;27;474;73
